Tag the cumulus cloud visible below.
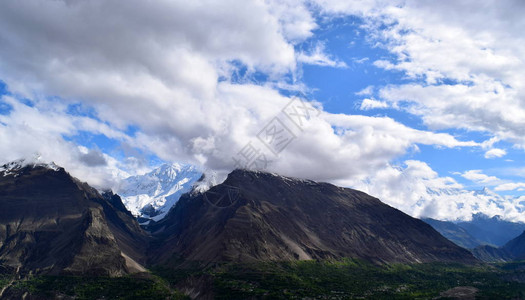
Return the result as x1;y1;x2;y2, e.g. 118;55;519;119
317;0;525;148
495;182;525;192
352;160;525;222
0;0;306;174
485;148;507;159
359;98;389;110
460;170;501;185
0;96;132;188
297;42;348;68
0;0;480;187
455;168;525;194
355;85;374;96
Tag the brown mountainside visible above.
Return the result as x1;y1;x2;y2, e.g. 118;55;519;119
0;163;148;276
149;169;477;265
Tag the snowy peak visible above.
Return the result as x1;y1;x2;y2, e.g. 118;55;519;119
1;158;61;176
117;163;202;222
151;163;186;178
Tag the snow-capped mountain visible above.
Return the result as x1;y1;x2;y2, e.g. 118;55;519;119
1;157;60;176
117;163;202;222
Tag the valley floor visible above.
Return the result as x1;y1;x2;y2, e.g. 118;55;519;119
4;260;525;299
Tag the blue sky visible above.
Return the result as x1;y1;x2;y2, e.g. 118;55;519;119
296;14;524;197
0;0;524;221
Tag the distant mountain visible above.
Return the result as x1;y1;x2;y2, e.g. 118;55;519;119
457;214;525;247
423;213;525;250
501;231;525;260
471;231;525;262
117;163;202;222
422;218;482;249
0;160;148;276
148;169;477;265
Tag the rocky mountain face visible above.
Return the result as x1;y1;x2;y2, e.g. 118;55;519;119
0;161;148;276
148;169;477;265
117;163;202;223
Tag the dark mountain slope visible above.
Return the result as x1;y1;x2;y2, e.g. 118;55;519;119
0;162;148;276
471;231;525;262
149;169;476;265
504;230;525;260
470;244;513;262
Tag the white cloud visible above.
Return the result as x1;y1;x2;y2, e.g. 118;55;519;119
316;0;525;149
460;169;501;185
359;98;389;110
456;168;525;195
355;85;374;96
495;182;525;192
485;148;507;159
265;0;317;41
297;42;347;68
0;96;134;189
352;160;525;222
0;0;482;189
353;57;369;64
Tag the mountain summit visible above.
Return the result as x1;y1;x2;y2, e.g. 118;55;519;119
149;169;477;265
117;163;202;222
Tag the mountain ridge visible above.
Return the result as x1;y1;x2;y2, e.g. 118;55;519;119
0;161;479;277
148;169;477;265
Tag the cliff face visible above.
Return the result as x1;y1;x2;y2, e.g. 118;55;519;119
149;169;477;265
0;164;148;276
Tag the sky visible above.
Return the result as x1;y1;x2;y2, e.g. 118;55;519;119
1;0;525;221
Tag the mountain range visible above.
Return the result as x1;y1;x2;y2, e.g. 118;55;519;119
115;163;525;254
0;161;478;278
7;160;525;298
423;214;525;249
